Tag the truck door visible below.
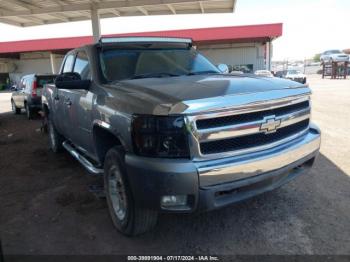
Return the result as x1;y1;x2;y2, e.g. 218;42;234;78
65;50;95;154
54;53;76;138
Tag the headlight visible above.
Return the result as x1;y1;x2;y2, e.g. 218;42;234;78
131;115;190;158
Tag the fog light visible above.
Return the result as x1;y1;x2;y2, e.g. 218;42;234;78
161;195;187;208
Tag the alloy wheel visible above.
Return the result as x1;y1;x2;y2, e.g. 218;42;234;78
108;165;128;222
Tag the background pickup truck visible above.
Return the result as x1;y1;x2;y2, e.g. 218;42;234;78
42;37;321;236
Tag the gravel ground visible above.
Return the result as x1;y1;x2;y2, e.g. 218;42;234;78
0;75;349;256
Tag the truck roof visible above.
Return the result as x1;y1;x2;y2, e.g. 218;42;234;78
99;36;192;44
95;36;193;50
69;36;194;53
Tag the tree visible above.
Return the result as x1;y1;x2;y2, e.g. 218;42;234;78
313;53;321;62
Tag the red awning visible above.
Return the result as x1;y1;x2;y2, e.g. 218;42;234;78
0;23;282;54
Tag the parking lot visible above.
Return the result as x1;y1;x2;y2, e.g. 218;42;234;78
0;75;349;255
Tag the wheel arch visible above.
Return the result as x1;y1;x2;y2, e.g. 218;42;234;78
92;121;127;165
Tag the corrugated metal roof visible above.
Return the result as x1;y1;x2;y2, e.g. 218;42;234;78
0;23;283;54
0;0;236;27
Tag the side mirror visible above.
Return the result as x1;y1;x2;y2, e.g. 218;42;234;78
55;72;90;90
217;64;229;74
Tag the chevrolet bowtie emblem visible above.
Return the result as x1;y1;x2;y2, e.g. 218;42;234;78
260;116;281;134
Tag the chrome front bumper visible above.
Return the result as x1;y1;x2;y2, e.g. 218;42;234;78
125;124;320;212
196;124;321;187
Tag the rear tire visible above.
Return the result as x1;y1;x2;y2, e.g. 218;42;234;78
104;146;158;236
25;103;33;120
11;100;21;114
48;116;64;153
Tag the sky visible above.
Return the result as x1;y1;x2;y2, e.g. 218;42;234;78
0;0;349;60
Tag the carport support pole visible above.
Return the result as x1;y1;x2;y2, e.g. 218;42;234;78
266;40;272;71
50;53;56;74
91;6;101;43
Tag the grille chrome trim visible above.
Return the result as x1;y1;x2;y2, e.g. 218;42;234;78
196;127;320;187
197;127;310;160
186;94;311;161
200;120;310;155
197;108;310;142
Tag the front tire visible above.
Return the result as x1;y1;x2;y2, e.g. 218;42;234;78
104;146;158;236
48;116;64;153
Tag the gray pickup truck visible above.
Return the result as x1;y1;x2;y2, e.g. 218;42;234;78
42;37;321;236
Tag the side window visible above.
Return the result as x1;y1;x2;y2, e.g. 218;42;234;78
73;51;91;80
62;54;75;73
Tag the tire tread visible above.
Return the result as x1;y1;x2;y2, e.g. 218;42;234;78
131;207;158;236
104;146;158;236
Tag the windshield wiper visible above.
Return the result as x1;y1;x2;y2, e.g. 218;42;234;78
129;72;181;79
187;70;220;76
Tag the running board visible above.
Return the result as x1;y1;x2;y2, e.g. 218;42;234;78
62;141;104;175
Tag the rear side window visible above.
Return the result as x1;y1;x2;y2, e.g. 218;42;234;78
73;51;90;80
62;54;75;73
36;76;56;88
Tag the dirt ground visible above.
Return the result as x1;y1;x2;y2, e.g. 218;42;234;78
0;75;349;256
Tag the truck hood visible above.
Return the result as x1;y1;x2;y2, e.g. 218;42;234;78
104;74;310;115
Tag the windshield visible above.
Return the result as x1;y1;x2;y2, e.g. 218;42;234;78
329;50;342;54
99;48;220;82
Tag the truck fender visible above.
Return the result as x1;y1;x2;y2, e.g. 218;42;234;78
92;120;128;164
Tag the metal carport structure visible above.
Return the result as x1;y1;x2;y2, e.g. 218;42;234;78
0;0;236;72
0;0;236;42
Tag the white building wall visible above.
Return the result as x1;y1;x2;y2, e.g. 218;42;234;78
197;42;267;72
9;52;64;84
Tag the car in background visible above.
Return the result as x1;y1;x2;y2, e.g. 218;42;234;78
275;70;307;84
11;74;56;119
254;70;273;77
320;50;349;64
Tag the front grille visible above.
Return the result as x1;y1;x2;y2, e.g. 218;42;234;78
196;101;309;130
200;119;309;155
